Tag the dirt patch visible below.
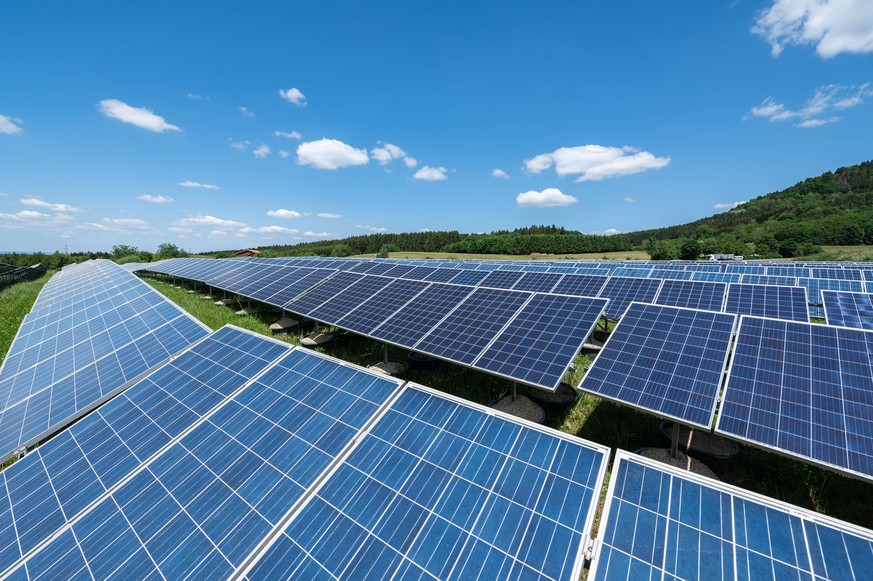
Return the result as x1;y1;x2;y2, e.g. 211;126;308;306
491;395;545;424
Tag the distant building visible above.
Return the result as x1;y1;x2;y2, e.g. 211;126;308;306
707;253;743;261
233;249;261;257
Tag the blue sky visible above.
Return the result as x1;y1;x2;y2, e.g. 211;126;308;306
1;1;872;253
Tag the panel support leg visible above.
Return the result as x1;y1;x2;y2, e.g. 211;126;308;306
670;422;680;459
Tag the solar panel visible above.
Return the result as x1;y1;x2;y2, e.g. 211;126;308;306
243;384;610;581
597;277;663;320
717;315;873;481
263;268;337;308
370;283;476;347
690;271;741;284
552;274;608;297
474;295;608;390
812;267;863;281
413;288;531;365
0;261;209;461
823;290;873;330
0;327;404;580
724;283;809;322
580;303;736;428
306;275;394;324
283;271;362;315
767;265;811;277
589;450;873;581
740;274;798;286
799;277;864;306
478;269;526;289
512;272;563;293
654;279;727;312
335;279;430;335
448;269;489;285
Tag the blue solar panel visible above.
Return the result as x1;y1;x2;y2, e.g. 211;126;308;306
512;271;563;293
767;265;811;278
813;267;863;281
597;277;663;320
0;261;209;461
552;274;608;297
307;275;394;324
655;279;727;312
799;277;864;306
414;288;531;365
717;316;873;481
823;290;873;330
724;283;809;322
335;279;430;335
690;271;741;284
266;269;337;308
741;274;798;286
611;267;651;278
478;269;525;289
474;295;608;390
580;303;736;428
370;283;475;347
1;328;404;580
448;269;489;285
283;271;363;316
589;450;873;581
244;384;610;581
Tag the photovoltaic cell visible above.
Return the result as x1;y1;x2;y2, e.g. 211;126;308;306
799;277;864;306
552;274;608;297
244;385;610;581
335;279;430;335
370;283;476;348
654;279;727;312
589;450;873;581
512;272;563;293
474;295;608;390
597;277;663;320
812;267;862;281
283;271;362;316
740;274;798;287
478;270;525;289
717;315;873;481
414;288;531;365
823;290;873;330
306;275;393;324
265;269;337;308
690;271;741;284
580;303;736;428
448;269;489;285
724;283;809;322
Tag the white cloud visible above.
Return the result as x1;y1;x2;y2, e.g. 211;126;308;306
279;87;307;106
278;150;290;159
516;188;578;208
0;210;50;221
714;201;747;210
356;224;387;233
590;228;622;235
253;144;271;158
239;225;299;235
239;106;255;118
297;138;369;170
275;130;302;139
266;208;302;219
186;92;208;100
174;214;246;228
317;212;343;219
753;0;873;58
20;197;84;212
524;145;670;182
624;197;636;203
228;139;250;151
137;194;174;203
102;218;159;233
168;226;193;234
0;114;23;135
413;165;448;181
403;156;418;169
747;83;873;127
304;231;332;238
178;180;220;190
209;230;230;238
371;143;404;164
98;99;181;133
492;168;509;179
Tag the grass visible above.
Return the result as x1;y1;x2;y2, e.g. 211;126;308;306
810;245;873;262
146;276;873;530
354;250;652;261
0;271;53;362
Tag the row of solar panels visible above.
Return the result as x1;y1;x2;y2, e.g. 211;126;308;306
581;301;873;483
0;322;869;580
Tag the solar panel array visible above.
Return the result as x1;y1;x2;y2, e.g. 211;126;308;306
823;290;873;330
580;303;736;428
717;316;873;481
0;324;611;580
724;283;809;322
0;260;209;462
589;450;873;581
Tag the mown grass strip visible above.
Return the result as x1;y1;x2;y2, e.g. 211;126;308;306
0;271;53;361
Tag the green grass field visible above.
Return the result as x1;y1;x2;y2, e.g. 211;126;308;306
2;268;872;532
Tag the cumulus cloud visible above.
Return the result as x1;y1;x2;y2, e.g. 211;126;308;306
278;150;290;159
714;201;747;210
516;188;578;208
355;224;387;233
404;157;418;169
266;209;302;219
524;145;670;182
317;212;342;219
304;231;332;238
371;142;412;166
178;180;220;190
239;106;255;118
0;114;23;135
413;165;448;181
173;214;246;228
747;83;873;127
599;228;622;235
297;138;369;170
228;139;250;151
492;168;509;179
275;130;302;139
624;197;636;203
253;144;271;158
279;87;307;106
753;0;873;58
20;197;83;212
239;225;299;235
137;194;174;203
98;99;181;133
